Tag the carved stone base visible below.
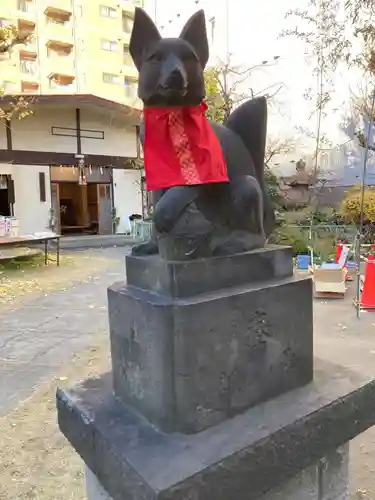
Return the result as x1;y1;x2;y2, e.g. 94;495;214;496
108;246;313;433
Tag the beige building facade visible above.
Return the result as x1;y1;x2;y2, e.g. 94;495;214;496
0;0;142;106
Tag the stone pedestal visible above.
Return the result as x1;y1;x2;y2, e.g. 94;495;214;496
57;360;375;500
85;443;349;500
108;246;313;433
57;244;375;500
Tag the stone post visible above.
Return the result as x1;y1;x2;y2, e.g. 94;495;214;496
57;246;375;500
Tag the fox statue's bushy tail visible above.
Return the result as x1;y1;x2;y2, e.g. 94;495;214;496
225;96;275;237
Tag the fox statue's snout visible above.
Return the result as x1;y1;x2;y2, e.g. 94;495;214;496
157;55;188;99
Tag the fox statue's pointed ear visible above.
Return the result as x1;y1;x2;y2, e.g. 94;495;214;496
130;8;161;71
179;10;209;68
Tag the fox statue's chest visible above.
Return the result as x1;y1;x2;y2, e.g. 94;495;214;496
139;121;256;181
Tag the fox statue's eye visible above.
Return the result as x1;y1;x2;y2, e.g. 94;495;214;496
148;52;163;62
182;52;195;63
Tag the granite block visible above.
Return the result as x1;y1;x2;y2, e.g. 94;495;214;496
319;444;349;500
108;284;176;430
86;467;112;500
252;465;318;500
57;359;375;500
85;452;351;500
125;244;293;298
108;274;313;433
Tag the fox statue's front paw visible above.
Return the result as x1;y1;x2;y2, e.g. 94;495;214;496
131;239;159;256
153;206;176;234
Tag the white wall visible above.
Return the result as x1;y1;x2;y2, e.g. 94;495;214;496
113;169;143;233
80;108;138;158
9;105;138;159
11;107;77;153
0;163;12;175
12;165;51;235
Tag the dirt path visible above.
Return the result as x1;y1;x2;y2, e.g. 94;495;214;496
0;333;111;500
0;251;116;313
0;247;127;416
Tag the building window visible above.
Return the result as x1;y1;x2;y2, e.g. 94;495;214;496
100;5;117;18
80;72;86;87
20;59;38;75
101;39;118;51
75;5;83;17
49;78;74;90
123;45;133;65
124;77;137;98
103;72;119;84
2;81;17;93
122;14;133;34
18;0;34;13
0;18;11;27
39;172;46;202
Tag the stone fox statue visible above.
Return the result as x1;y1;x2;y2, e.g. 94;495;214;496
129;7;275;259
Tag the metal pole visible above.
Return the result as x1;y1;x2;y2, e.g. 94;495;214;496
154;0;158;26
225;0;229;57
308;34;324;266
355;87;375;318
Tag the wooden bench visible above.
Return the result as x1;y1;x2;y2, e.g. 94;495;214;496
0;233;61;266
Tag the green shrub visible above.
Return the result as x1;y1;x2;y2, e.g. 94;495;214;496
313;233;336;262
283;206;340;227
268;226;310;256
269;225;337;261
340;186;375;224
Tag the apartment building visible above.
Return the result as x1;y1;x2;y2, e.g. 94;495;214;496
0;0;146;237
0;0;142;106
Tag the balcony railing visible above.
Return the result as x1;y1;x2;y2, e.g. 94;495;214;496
48;80;76;93
44;0;72;17
21;81;39;93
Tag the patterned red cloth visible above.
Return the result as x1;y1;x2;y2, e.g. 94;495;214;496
143;102;229;191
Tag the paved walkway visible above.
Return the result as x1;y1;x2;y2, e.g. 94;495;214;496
0;247;128;416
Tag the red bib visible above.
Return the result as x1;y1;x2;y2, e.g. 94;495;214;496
143;102;229;191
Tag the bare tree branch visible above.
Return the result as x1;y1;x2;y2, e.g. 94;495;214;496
265;137;296;167
205;53;285;122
